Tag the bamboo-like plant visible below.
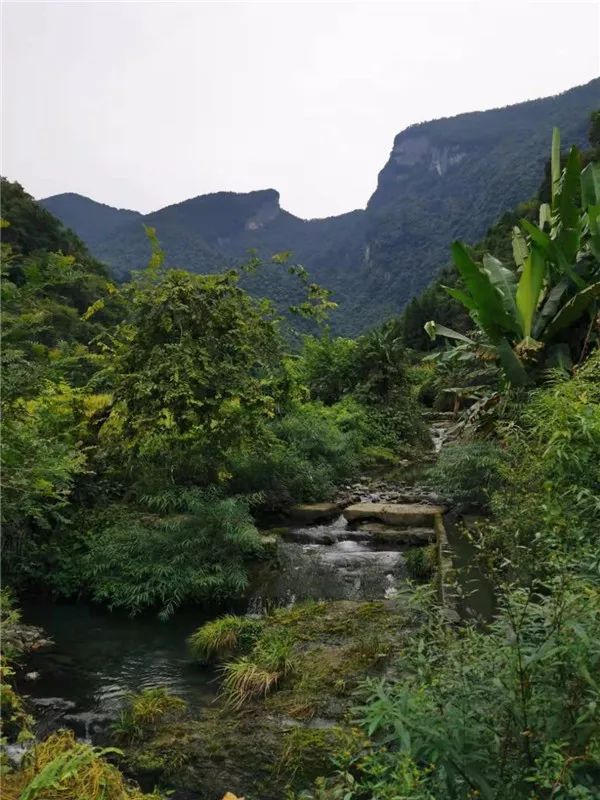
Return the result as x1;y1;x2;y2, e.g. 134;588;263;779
426;128;600;384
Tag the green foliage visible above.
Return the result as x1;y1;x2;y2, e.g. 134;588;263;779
220;629;296;709
2;730;159;800
405;545;437;581
112;688;187;743
187;614;263;663
426;440;506;508
298;335;359;404
228;400;363;506
83;491;264;619
301;351;600;800
349;579;600;799
102;265;284;488
221;631;293;709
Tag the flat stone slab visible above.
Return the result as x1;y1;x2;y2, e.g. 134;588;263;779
343;502;445;528
289;502;344;523
355;522;435;545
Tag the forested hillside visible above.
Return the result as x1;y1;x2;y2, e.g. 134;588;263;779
41;77;599;333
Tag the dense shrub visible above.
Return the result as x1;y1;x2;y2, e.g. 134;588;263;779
302;579;600;800
298;351;600;800
426;440;506;508
228;401;363;506
82;491;264;618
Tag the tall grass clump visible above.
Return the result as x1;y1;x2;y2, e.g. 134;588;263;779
220;628;296;709
111;687;187;743
187;615;263;663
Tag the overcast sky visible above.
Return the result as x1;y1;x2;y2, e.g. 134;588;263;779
2;1;599;219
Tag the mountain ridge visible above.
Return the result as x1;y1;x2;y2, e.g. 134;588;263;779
41;77;600;334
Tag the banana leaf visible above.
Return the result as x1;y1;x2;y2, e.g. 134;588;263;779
451;242;517;342
443;285;478;311
586;204;600;260
512;226;528;270
551;127;561;205
516;246;545;339
532;278;570;339
544;281;600;340
581;162;600;209
520;218;585;289
482;253;518;319
538;203;552;231
424;320;475;344
496;338;529;386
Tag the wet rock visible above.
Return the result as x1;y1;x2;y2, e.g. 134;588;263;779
288;503;344;524
356;523;435;545
343;502;445;527
3;624;53;655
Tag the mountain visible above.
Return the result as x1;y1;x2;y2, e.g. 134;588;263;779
37;193;142;250
41;78;600;334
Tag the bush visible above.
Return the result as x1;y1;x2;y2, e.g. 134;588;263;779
187;615;263;663
426;440;505;508
83;490;264;618
229;401;362;506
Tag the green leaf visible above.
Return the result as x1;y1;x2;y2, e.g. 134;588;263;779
538;203;552;231
551;126;561;205
451;242;517;342
443;285;477;311
512;226;528;270
482;253;518;319
496;338;529;386
581;162;600;209
515;246;546;338
554;146;582;264
424;321;475;344
544;281;600;339
532;278;570;339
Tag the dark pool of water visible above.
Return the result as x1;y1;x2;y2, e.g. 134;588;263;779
18;601;219;741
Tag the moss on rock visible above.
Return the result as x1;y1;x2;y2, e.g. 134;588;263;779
123;600;415;799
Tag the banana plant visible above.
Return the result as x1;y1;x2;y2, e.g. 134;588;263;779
426;128;600;385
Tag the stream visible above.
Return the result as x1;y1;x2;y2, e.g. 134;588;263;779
14;416;493;760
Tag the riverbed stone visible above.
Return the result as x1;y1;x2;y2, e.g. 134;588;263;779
343;502;445;527
355;522;435;544
288;502;344;523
